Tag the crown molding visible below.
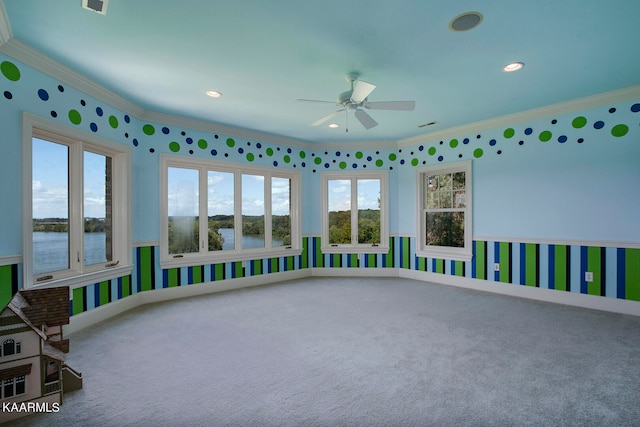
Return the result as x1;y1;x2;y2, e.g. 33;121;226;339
398;84;640;148
0;0;11;46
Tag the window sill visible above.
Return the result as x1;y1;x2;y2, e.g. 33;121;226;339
28;264;133;290
321;245;390;255
415;249;473;262
159;247;303;269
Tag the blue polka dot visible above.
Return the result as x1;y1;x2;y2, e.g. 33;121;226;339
335;151;341;156
238;147;244;154
4;91;12;100
133;139;139;147
558;135;567;143
90;123;98;132
631;103;640;113
211;149;217;156
95;107;103;116
38;89;49;101
366;156;372;161
162;127;170;134
186;137;193;144
400;159;405;165
287;148;292;154
438;155;444;162
489;139;497;146
352;163;358;168
594;121;605;129
301;162;306;167
324;163;330;168
256;143;262;148
124;115;131;123
463;138;469;144
273;161;278;167
418;145;424;151
524;128;533;135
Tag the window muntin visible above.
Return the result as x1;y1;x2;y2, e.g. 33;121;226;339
322;171;388;254
417;161;472;261
161;157;301;266
23;114;131;288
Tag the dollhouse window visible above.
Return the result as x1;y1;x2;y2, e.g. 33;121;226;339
1;376;26;399
1;339;20;357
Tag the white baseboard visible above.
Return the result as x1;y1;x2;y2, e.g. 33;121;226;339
399;269;640;317
66;266;640;335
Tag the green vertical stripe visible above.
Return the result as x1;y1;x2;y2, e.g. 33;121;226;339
99;280;110;305
140;246;153;291
193;266;203;283
214;264;224;280
331;253;340;267
72;287;84;315
0;265;13;308
525;243;537;287
475;241;486;280
587;246;602;296
499;242;510;283
168;268;179;287
315;238;323;267
455;260;464;277
554;245;568;291
122;275;131;298
402;237;410;269
435;259;444;274
235;261;243;278
301;237;308;269
626;248;640;301
270;258;278;273
418;257;426;271
386;237;394;268
287;256;294;271
253;260;262;276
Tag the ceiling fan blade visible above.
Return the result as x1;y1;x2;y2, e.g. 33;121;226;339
364;101;415;111
354;109;378;129
312;109;344;126
350;81;376;103
297;98;338;104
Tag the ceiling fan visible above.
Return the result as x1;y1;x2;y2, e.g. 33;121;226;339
297;72;415;131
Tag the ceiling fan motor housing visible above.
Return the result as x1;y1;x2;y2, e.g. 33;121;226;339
338;90;354;106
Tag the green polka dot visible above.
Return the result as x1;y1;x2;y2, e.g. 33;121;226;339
355;151;363;159
197;139;208;149
314;157;322;165
539;130;552;142
169;142;180;152
411;158;419;167
108;115;118;129
611;124;629;137
388;153;397;161
339;161;347;169
266;148;274;156
143;124;155;135
572;116;587;129
299;151;306;159
68;109;82;125
246;153;255;162
449;138;459;148
0;61;20;81
283;155;291;163
375;159;383;167
473;148;484;158
503;128;515;138
226;138;235;148
428;147;436;156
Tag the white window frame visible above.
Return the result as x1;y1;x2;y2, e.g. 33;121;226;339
160;155;302;268
21;113;132;289
321;170;389;254
416;160;473;262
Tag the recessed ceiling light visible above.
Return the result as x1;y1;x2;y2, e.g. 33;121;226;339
503;62;524;72
206;90;222;98
449;12;483;32
328;123;339;129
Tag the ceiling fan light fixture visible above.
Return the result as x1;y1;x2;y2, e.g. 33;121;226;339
206;90;223;98
328;123;339;129
503;62;524;72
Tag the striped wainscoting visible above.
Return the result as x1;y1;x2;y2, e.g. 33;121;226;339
0;262;20;308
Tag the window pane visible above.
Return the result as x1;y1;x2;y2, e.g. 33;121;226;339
32;138;69;275
84;151;112;266
242;174;265;249
425;211;465;248
357;179;380;244
426;175;438;209
207;171;234;251
272;177;291;247
168;167;199;254
439;190;453;209
454;190;466;208
328;179;351;244
453;172;465;190
438;173;452;190
15;377;25;395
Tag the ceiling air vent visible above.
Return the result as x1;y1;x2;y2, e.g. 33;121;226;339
418;121;438;128
449;12;483;32
82;0;109;15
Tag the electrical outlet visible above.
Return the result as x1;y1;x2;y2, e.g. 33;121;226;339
585;272;593;282
494;263;500;272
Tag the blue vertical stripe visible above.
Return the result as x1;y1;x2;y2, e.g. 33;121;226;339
519;243;526;285
494;242;500;281
580;246;588;294
617;248;626;299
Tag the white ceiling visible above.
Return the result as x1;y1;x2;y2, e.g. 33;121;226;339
2;0;640;144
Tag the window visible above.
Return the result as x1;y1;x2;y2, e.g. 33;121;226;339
321;171;389;254
161;156;301;266
1;376;26;399
22;113;131;288
416;160;472;261
1;340;20;357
